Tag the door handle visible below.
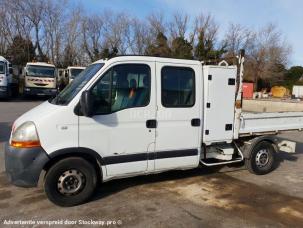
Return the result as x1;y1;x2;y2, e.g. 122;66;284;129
191;118;201;127
146;119;157;128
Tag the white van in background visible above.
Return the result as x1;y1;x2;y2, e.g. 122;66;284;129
5;53;299;207
66;66;85;84
0;56;15;99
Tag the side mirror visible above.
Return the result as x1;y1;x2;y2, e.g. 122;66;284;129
80;91;94;117
9;68;13;74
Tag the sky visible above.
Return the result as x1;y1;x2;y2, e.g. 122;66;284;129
78;0;303;66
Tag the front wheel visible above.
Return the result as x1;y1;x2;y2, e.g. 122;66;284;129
245;141;276;175
44;157;97;207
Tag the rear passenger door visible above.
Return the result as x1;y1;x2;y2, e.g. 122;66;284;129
154;62;201;170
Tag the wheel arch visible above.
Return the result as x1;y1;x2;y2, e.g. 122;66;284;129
242;135;279;159
43;147;105;181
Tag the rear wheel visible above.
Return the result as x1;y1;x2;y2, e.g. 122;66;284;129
44;157;97;207
245;141;276;175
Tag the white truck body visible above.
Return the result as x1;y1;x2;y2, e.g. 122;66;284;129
0;56;14;98
66;66;85;83
292;85;303;98
5;54;300;206
21;62;57;96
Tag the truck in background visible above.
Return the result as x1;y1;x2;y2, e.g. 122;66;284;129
65;66;85;84
19;62;57;97
0;56;18;99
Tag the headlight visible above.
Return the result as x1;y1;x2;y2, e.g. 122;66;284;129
10;121;40;148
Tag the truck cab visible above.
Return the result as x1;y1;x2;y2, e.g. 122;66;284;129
21;62;57;97
65;66;85;84
0;56;14;99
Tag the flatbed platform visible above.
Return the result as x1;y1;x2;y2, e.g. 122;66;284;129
239;111;303;136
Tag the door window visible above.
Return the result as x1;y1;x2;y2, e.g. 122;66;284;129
161;66;195;107
91;64;151;115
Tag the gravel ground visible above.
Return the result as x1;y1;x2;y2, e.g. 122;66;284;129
0;99;302;228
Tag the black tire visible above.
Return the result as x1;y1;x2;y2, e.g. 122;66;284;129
245;141;276;175
44;157;97;207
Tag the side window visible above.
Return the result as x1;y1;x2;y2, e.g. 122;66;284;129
161;66;195;107
91;64;151;115
91;70;111;114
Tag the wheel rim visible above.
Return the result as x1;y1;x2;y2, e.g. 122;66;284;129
57;169;86;195
255;149;270;168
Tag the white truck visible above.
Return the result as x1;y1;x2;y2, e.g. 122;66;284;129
20;62;58;97
65;66;85;84
0;56;16;99
5;52;301;207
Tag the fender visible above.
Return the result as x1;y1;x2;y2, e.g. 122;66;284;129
48;147;106;166
241;135;279;159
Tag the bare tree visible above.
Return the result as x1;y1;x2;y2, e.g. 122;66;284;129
129;18;149;55
169;12;189;39
224;23;255;57
43;0;68;65
17;0;46;59
81;14;104;61
63;6;83;66
192;13;219;47
104;12;132;55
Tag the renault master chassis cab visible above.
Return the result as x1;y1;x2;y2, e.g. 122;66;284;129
5;52;301;206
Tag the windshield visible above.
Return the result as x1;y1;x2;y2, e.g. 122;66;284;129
70;68;84;79
50;63;104;105
27;65;55;77
0;62;5;74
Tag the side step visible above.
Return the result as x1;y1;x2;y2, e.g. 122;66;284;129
200;158;243;167
200;143;244;167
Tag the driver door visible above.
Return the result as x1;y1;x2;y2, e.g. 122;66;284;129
79;62;156;177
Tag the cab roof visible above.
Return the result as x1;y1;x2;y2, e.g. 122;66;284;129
92;56;201;66
26;62;55;68
0;56;9;63
67;66;86;70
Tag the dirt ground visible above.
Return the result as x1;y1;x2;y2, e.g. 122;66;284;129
0;99;303;228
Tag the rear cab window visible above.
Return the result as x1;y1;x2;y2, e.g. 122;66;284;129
161;66;195;107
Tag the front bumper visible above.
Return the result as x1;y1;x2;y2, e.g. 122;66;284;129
24;87;57;96
0;86;8;98
4;143;50;187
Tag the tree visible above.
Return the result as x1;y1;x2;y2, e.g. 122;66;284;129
17;0;46;60
145;32;171;57
195;29;226;62
129;18;149;55
43;0;67;65
223;23;255;64
193;13;226;62
100;47;118;59
248;24;291;89
171;37;192;59
82;14;104;61
6;35;35;65
169;12;189;40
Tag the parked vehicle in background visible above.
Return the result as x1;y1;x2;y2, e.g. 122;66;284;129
5;51;300;207
0;56;18;99
65;66;85;84
20;62;57;97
